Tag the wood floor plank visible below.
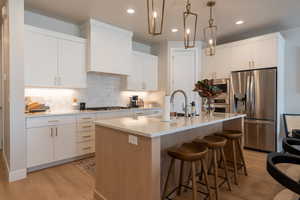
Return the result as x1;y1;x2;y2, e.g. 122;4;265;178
0;150;286;200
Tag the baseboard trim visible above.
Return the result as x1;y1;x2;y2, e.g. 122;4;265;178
8;168;27;182
94;190;107;200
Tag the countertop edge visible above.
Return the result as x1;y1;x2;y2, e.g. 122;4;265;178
25;107;161;118
95;114;246;138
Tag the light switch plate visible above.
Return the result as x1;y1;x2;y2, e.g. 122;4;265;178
128;135;138;145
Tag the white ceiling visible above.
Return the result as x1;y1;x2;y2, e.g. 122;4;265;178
24;0;300;45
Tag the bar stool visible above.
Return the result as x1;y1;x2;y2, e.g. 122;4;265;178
162;142;212;200
215;130;248;185
194;136;232;200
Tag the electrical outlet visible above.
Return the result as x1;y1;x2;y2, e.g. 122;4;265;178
128;135;138;145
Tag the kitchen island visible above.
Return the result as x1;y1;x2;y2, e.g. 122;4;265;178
94;113;246;200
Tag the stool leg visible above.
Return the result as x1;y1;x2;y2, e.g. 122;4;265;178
237;139;248;176
191;161;198;200
232;140;238;185
162;158;175;200
220;148;232;191
201;159;212;200
177;161;185;196
212;150;219;200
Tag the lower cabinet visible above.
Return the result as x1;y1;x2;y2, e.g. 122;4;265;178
27;126;54;168
27;123;77;168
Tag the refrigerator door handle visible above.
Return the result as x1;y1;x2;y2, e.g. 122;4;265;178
245;119;275;125
246;74;251;116
250;74;255;116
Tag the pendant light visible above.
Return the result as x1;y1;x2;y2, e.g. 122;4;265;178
203;1;217;56
183;0;198;49
147;0;166;36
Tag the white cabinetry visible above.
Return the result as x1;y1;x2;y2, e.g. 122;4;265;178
27;126;54;168
26;115;77;168
54;124;77;161
202;33;284;79
82;19;133;75
25;29;59;87
24;25;86;88
127;51;158;91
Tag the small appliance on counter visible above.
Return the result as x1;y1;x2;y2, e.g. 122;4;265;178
79;102;86;111
129;96;144;108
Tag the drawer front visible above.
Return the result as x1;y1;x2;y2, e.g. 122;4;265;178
77;131;95;142
77;121;95;132
77;114;96;123
27;115;76;128
77;141;95;155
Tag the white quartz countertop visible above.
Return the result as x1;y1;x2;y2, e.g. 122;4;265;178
25;107;161;118
95;113;246;138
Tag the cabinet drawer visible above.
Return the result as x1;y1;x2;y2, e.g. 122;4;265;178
77;121;95;132
77;114;96;123
27;115;76;128
77;131;95;142
77;141;95;155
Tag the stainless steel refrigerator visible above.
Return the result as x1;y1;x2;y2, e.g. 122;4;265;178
231;68;277;152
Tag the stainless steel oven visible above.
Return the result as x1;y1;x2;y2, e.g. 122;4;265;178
202;78;231;113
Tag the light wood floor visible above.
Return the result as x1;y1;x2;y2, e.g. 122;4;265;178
0;150;283;200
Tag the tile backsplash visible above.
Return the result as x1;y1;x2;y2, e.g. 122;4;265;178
25;73;163;112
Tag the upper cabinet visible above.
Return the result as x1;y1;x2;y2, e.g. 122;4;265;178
126;51;158;91
81;19;133;75
202;33;285;79
24;25;87;88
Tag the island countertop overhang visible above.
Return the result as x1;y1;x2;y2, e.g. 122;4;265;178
94;113;246;138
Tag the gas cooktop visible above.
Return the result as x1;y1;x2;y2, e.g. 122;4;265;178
85;106;129;111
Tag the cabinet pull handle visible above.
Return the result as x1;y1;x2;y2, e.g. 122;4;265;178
83;147;92;150
81;117;92;120
82;125;92;128
50;128;53;137
56;128;58;136
48;120;59;123
83;135;91;138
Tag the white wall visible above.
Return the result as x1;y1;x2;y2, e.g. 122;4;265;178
24;10;81;36
2;0;26;182
281;27;300;114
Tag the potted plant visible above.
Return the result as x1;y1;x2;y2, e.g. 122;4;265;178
193;79;222;114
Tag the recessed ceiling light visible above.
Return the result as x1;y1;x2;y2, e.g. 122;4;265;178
127;8;135;14
235;20;244;25
171;28;178;33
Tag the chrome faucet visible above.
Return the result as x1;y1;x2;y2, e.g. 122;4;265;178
170;89;188;117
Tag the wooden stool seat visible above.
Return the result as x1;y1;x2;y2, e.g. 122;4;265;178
216;130;248;185
163;142;212;200
168;143;208;161
200;135;227;148
215;130;242;139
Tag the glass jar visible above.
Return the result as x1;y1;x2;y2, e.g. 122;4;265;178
203;97;215;115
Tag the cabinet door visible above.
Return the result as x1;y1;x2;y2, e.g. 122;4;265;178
54;123;77;161
24;29;58;87
143;54;158;91
252;38;278;69
202;50;218;79
27;127;54;168
127;52;144;90
59;39;87;88
230;43;253;71
214;47;233;79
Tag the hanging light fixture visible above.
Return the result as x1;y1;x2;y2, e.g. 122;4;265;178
147;0;166;36
203;0;217;56
183;0;198;49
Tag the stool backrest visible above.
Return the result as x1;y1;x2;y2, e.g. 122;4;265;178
267;153;300;195
283;114;300;138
